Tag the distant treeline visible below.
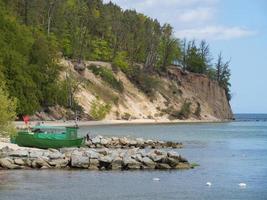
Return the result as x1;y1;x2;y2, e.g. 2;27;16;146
0;0;231;116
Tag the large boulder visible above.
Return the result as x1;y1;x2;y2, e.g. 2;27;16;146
48;158;69;168
89;158;99;170
29;150;44;158
0;158;22;169
85;149;99;159
92;136;102;144
123;156;141;169
9;150;29;157
71;152;89;168
48;150;64;159
142;157;156;169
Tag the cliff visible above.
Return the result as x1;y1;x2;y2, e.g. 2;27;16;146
34;59;233;121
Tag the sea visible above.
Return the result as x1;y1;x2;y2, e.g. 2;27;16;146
1;114;267;200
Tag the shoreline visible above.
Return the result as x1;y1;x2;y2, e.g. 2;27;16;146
14;118;232;128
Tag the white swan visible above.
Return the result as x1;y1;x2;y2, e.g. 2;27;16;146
153;178;160;181
239;183;247;188
206;182;212;186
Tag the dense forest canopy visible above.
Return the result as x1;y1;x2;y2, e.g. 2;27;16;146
0;0;231;117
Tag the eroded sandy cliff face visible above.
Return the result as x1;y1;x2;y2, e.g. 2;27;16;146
35;60;232;121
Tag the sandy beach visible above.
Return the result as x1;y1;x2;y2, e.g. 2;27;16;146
14;118;228;128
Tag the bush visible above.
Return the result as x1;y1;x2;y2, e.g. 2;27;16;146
89;65;124;92
170;101;192;119
90;99;111;120
0;87;17;136
194;102;201;118
112;52;129;72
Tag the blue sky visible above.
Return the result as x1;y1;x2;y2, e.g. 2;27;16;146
104;0;267;113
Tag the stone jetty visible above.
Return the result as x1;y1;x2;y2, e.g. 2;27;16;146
0;146;191;170
85;135;183;149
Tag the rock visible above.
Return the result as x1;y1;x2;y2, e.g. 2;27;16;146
0;158;21;169
136;138;145;145
165;157;179;167
156;163;171;170
9;150;29;157
92;136;102;144
40;166;50;169
89;158;99;170
29;150;44;158
48;158;69;168
123;156;141;169
100;138;110;145
175;162;191;169
33;157;51;168
148;152;165;163
14;158;25;165
48;150;64;159
178;155;188;163
119;137;129;145
71;152;89;168
85;149;99;159
142;157;156;169
111;156;123;169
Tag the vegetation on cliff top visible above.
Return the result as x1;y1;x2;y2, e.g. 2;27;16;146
0;0;231;121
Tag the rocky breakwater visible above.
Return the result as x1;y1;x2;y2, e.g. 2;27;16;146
0;147;191;170
85;135;183;149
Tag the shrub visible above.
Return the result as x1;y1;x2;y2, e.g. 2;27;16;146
194;102;201;118
89;65;124;92
122;112;131;120
112;51;129;72
90;99;111;120
170;101;192;119
0;87;17;136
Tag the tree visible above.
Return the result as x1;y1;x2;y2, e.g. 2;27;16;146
0;86;17;136
215;53;231;100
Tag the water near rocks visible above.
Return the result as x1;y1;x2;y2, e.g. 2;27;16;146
1;116;267;200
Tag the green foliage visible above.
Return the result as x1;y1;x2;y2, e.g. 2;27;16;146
171;101;192;119
0;86;17;136
194;102;201;118
89;65;124;92
90;99;111;120
89;38;113;61
112;52;129;72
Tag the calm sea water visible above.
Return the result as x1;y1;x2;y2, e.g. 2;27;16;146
1;114;267;200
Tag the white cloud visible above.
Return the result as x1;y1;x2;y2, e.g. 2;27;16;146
103;0;257;41
175;26;257;40
177;7;215;23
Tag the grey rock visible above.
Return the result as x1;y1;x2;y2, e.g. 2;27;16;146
29;150;44;158
9;150;29;157
156;163;171;169
85;149;99;159
71;152;89;168
48;158;69;168
142;157;156;168
92;135;102;144
0;158;21;169
48;151;64;159
14;158;25;165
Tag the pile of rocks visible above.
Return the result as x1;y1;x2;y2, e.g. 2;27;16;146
0;146;191;170
85;135;183;149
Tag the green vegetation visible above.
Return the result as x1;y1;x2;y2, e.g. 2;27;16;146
170;101;192;119
89;65;124;92
0;0;231;124
90;99;111;120
0;86;17;136
194;102;201;118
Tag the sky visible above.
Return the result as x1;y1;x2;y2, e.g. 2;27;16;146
103;0;267;114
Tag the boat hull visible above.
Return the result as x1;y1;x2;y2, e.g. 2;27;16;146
15;132;84;149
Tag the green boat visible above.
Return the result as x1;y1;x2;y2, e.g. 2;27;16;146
13;126;84;149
